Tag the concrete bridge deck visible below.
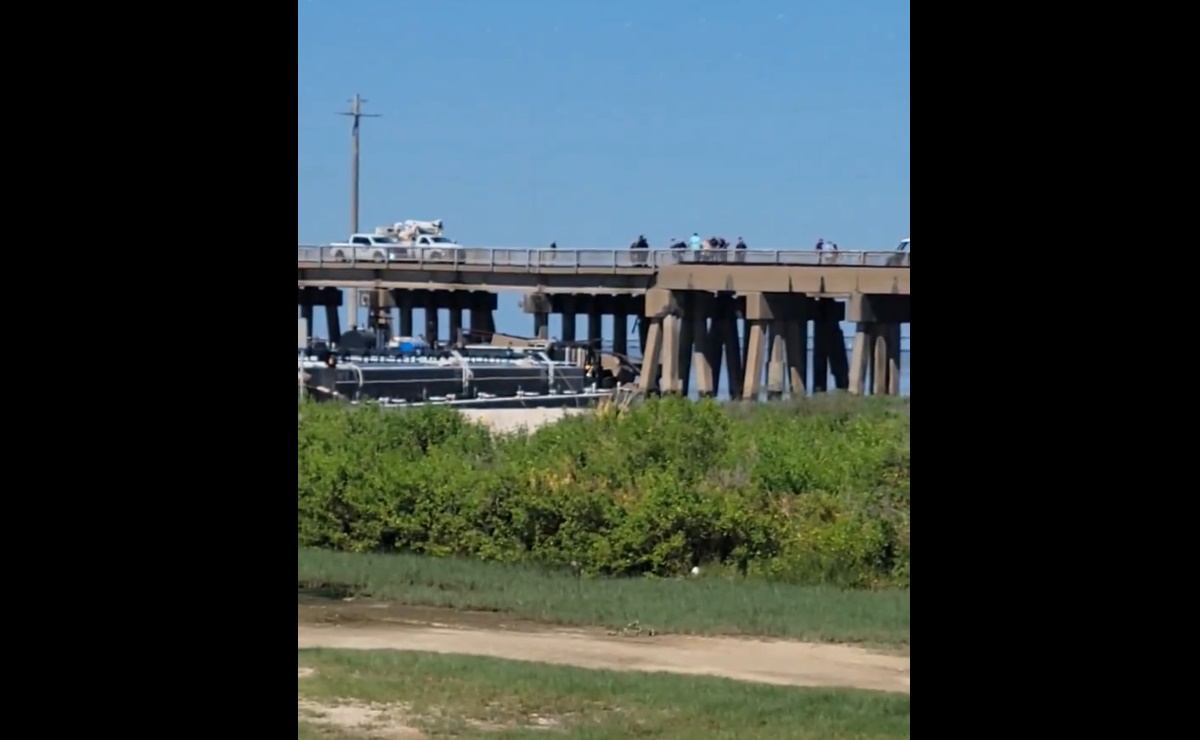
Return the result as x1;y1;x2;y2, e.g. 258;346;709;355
296;247;911;295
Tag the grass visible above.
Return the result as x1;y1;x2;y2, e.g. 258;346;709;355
298;649;910;740
298;548;910;647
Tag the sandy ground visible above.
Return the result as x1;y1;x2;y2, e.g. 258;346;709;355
459;407;587;434
297;621;909;694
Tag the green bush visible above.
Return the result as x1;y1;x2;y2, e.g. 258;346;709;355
297;397;910;588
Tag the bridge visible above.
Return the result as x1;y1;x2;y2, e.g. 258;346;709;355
297;247;911;398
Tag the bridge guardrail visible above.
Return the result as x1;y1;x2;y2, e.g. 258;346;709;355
296;247;910;270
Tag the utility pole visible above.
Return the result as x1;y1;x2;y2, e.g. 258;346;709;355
338;94;381;235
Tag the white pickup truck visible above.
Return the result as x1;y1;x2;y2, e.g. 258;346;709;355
327;234;399;263
401;233;461;261
328;220;463;262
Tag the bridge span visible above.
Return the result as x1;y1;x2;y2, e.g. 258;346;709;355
297;247;911;398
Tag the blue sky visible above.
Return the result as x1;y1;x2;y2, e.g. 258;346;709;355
298;0;909;361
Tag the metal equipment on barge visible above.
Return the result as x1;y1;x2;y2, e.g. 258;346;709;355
299;330;617;405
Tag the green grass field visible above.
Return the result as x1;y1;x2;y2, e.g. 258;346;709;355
298;548;910;647
298;649;910;740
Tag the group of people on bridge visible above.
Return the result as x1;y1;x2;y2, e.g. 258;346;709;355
633;234;749;266
540;234;906;267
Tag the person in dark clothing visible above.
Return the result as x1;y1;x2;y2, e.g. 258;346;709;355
735;236;746;263
815;238;825;251
549;241;557;249
716;236;729;262
629;234;650;267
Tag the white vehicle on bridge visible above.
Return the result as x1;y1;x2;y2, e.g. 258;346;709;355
327;233;399;263
375;219;462;261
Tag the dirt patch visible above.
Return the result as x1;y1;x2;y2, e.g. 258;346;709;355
297;620;910;694
299;600;573;634
460;408;587;434
298;667;315;679
299;699;425;739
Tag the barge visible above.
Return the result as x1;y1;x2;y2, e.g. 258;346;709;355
299;330;622;406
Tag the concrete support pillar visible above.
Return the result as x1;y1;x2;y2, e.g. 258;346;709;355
465;292;480;337
849;323;870;396
448;293;463;345
638;319;663;394
720;312;743;400
872;324;888;395
740;314;751;391
558;296;576;342
398;291;414;337
300;304;314;336
740;293;772;401
691;293;715;398
533;311;548;339
767;321;786;399
812;312;828;393
704;312;723;396
887;323;902;395
472;292;497;337
465;292;489;339
587;310;603;345
358;289;389;342
344;288;358;331
639;288;679;395
425;304;440;344
829;320;850;390
846;293;910;396
741;320;766;400
613;311;628;355
660;314;681;394
676;305;694;396
785;296;808;397
325;294;341;345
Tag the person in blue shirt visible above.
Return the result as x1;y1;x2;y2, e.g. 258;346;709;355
688;233;701;250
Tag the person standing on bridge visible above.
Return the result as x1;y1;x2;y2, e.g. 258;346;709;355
630;234;650;267
735;236;747;263
688;233;702;262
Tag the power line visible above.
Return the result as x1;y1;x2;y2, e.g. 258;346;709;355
337;94;381;235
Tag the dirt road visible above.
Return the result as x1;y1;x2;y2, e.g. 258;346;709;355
297;622;910;693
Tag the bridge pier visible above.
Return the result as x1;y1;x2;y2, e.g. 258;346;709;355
809;299;849;392
350;290;497;345
847;294;910;396
297;287;343;344
519;294;645;355
560;296;577;342
469;292;497;338
689;293;715;398
613;310;628;355
300;303;314;340
634;292;866;400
